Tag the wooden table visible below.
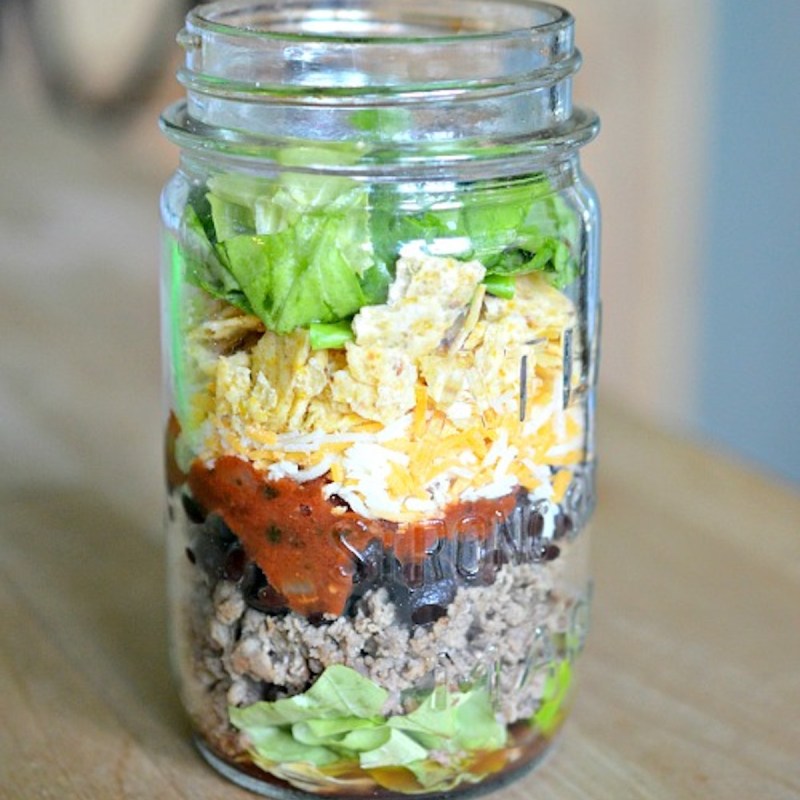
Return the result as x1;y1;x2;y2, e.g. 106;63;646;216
1;79;799;800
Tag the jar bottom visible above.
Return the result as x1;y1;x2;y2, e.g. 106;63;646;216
194;725;561;800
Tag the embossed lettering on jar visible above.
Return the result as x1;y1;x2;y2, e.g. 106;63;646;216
160;0;600;796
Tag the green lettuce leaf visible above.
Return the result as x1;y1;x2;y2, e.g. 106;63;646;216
387;683;506;753
453;687;507;751
293;716;380;745
304;664;389;718
207;190;256;241
309;320;355;350
532;659;572;736
292;718;391;757
220;215;369;334
482;273;516;299
387;686;457;748
230;664;388;734
180;205;252;314
349;108;412;137
358;729;429;769
206;147;360;237
339;725;392;753
229;695;321;730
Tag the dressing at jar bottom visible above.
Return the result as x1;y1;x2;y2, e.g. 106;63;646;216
194;718;561;799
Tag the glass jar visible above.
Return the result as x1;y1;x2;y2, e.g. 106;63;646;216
160;1;599;797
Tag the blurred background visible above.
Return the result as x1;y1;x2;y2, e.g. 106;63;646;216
0;0;797;503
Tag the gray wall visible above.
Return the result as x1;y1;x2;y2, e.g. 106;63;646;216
698;0;800;484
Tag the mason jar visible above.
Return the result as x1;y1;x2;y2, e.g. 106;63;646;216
160;1;600;796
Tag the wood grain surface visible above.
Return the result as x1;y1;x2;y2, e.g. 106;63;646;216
1;71;799;800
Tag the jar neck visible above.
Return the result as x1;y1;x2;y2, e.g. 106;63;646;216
161;0;599;176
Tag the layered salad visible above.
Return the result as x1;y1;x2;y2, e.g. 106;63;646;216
164;154;594;797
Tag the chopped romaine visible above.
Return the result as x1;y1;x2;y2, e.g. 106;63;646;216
230;664;388;729
483;273;516;299
309;320;355;350
387;686;458;747
220;217;369;333
208;188;256;240
451;687;508;752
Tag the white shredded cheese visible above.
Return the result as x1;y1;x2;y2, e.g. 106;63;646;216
445;401;473;423
481;428;508;469
267;461;299;481
493;445;518;484
461;475;517;501
294;456;333;482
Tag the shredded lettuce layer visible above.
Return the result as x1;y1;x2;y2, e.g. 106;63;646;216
179;151;580;337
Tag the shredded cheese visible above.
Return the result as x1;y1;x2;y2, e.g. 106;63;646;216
330;461;344;484
412;384;428;439
552;469;573;503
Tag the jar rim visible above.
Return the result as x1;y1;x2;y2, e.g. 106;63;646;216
165;0;599;175
187;0;573;46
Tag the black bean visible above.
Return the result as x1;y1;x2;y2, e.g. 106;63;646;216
554;512;573;540
411;604;448;626
527;509;545;539
343;539;385;616
190;515;238;578
242;566;289;615
182;493;207;524
352;539;384;586
206;514;238;547
543;544;561;561
393;556;457;626
408;577;456;626
223;545;246;582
